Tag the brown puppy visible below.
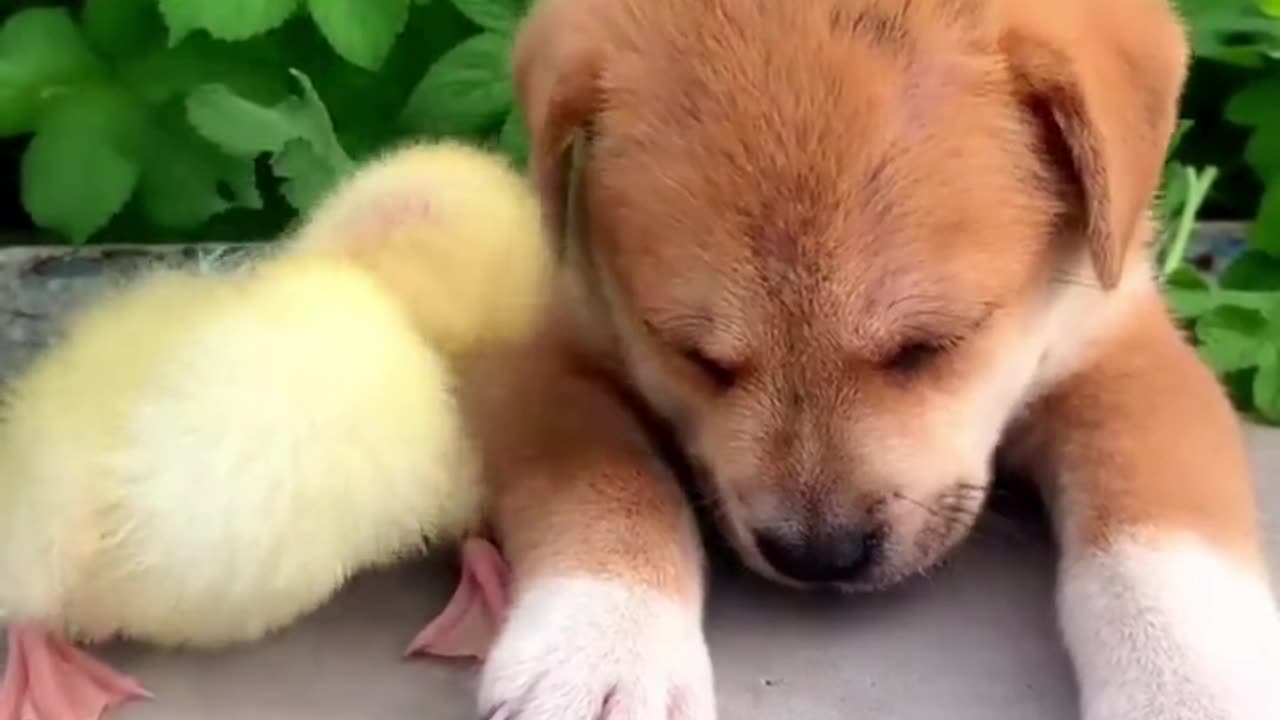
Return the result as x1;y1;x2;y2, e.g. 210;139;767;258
464;0;1280;718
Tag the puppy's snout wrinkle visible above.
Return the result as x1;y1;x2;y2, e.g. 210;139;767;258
754;524;883;584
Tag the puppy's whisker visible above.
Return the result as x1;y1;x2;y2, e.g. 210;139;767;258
890;491;943;518
892;491;980;533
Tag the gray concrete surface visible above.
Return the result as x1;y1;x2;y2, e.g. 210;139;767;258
1;242;1277;719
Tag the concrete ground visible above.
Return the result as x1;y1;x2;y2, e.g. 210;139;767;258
1;243;1277;719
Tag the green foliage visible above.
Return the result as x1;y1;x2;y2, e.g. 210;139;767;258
400;32;514;135
0;0;530;245
1160;0;1280;423
20;87;142;243
158;0;301;45
8;1;1280;422
305;0;410;71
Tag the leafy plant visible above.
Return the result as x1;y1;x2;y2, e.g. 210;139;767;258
1155;0;1280;423
0;0;530;245
7;0;1280;423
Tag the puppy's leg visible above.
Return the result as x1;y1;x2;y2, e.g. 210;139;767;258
465;340;714;720
1011;302;1280;720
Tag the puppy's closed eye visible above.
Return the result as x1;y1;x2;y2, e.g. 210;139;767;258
681;347;740;390
883;341;945;374
879;302;996;376
881;336;966;376
642;317;744;390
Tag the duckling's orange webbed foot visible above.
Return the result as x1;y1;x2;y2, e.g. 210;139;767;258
405;537;511;661
0;623;151;720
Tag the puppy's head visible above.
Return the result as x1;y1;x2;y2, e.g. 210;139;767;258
515;0;1187;589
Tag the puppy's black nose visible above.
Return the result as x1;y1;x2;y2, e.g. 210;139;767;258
754;526;880;584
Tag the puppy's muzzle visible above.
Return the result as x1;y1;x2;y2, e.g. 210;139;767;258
753;524;884;584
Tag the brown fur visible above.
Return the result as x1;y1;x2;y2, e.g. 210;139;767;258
1004;295;1264;567
469;0;1264;611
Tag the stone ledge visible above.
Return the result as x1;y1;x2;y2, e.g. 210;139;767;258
0;244;272;373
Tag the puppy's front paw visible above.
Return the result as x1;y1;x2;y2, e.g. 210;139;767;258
1061;539;1280;720
479;577;715;719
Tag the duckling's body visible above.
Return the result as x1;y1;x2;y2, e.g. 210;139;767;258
0;141;548;720
1;257;476;647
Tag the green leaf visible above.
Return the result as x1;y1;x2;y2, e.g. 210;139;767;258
1167;285;1217;320
1226;76;1280;128
186;70;351;167
0;8;103;137
123;34;291;106
158;0;301;44
1164;264;1210;292
272;139;341;210
1249;183;1280;255
212;156;263;210
1244;124;1280;183
1261;0;1280;18
1252;345;1280;422
1163;265;1216;319
1177;0;1280;63
307;0;411;70
1204;289;1280;314
448;0;526;34
400;31;513;135
138;149;259;229
283;69;354;172
20;90;144;243
137;107;262;229
82;0;167;61
1220;250;1280;291
278;0;476;158
185;69;351;212
1195;305;1270;374
186;84;308;156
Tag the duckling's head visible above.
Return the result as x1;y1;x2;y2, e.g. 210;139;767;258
286;141;555;358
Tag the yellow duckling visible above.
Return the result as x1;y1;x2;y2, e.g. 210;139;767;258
0;140;549;720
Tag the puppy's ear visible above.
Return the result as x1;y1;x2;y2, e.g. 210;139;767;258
999;0;1189;289
511;0;601;249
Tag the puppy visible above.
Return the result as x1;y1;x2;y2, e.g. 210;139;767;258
464;0;1280;718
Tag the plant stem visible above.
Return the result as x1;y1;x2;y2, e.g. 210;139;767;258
1161;165;1220;279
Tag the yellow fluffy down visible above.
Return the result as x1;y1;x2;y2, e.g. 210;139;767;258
288;140;555;358
0;256;480;646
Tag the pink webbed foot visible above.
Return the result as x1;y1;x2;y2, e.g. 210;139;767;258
1;623;150;720
405;537;511;661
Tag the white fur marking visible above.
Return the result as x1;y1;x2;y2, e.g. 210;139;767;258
480;577;716;719
1060;536;1280;720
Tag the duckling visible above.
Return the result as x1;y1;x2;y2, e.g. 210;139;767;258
288;140;540;662
0;140;547;720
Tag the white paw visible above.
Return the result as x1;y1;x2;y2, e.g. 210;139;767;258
1060;536;1280;720
478;577;715;719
